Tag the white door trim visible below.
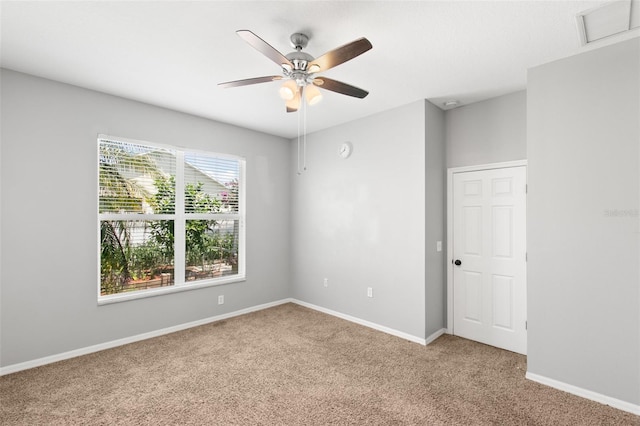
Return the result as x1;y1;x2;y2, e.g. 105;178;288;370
446;160;527;333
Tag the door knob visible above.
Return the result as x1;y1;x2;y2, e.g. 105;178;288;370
454;259;462;266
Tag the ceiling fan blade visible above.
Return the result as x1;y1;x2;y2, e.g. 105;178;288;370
313;77;369;99
286;87;302;113
236;30;294;70
218;75;282;88
308;37;372;73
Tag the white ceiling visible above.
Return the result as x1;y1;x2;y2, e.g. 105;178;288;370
2;1;637;139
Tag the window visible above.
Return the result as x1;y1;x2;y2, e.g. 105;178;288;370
98;135;245;304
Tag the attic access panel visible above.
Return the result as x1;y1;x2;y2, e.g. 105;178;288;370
576;0;640;45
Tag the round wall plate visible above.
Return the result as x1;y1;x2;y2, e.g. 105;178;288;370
339;142;353;159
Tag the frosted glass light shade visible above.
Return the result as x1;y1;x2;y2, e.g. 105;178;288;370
305;84;323;106
285;89;301;111
279;80;297;100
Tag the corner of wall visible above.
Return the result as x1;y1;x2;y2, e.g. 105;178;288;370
424;100;447;337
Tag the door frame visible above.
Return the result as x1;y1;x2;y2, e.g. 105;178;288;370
446;160;528;333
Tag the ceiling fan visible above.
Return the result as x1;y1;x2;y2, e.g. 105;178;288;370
219;30;372;112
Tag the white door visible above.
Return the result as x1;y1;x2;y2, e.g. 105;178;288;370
452;166;527;354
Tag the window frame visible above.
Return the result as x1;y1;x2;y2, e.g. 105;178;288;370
97;134;246;305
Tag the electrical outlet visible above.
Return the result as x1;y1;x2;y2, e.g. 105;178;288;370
323;278;328;288
367;287;373;298
218;295;224;305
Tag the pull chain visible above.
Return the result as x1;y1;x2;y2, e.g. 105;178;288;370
303;94;307;172
296;97;302;175
296;88;308;175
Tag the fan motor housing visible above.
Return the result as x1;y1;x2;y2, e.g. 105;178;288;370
285;51;314;72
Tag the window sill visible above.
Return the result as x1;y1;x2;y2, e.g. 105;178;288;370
97;275;246;306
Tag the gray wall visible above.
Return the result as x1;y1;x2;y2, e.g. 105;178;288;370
0;69;291;367
290;101;428;339
446;91;526;168
425;101;446;337
527;38;639;405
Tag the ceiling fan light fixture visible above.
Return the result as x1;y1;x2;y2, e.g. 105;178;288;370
220;30;372;115
305;84;323;106
279;80;298;100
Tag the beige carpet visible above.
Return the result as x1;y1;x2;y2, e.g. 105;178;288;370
0;303;637;425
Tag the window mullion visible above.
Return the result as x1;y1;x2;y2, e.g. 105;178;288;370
238;160;246;277
174;151;186;285
99;213;176;221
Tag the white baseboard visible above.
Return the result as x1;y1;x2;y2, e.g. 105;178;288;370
526;372;640;416
0;298;292;376
290;299;428;345
425;328;447;345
